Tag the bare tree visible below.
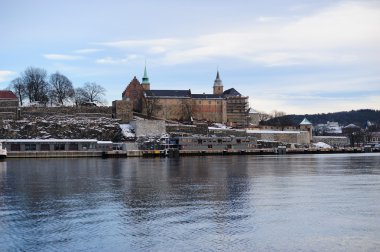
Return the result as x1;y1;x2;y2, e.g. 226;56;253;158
22;67;50;105
271;110;286;118
75;82;106;105
181;99;192;122
257;110;272;123
143;95;162;119
49;72;75;105
10;77;26;106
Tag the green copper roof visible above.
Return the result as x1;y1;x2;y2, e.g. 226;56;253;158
300;118;312;125
142;65;150;84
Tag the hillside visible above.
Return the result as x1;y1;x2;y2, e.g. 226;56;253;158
261;109;380;127
0;114;126;141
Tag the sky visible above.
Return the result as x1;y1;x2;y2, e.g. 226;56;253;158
1;0;380;114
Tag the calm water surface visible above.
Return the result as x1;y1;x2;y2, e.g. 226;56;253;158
1;154;380;251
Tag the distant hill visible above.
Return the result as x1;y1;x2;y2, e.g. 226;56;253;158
261;109;380;127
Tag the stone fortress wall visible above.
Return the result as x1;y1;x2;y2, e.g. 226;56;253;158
21;106;113;118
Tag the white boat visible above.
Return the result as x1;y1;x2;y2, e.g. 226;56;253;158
0;142;7;159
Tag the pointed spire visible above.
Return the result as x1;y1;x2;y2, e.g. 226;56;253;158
214;70;223;87
142;63;150;84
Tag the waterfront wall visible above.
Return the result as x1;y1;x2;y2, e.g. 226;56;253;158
313;136;350;147
248;131;310;145
209;128;247;137
208;129;310;144
166;123;208;136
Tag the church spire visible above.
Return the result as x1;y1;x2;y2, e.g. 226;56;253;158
141;63;150;90
213;70;223;95
214;70;223;87
142;65;149;84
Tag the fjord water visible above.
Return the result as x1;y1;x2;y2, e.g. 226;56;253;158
1;154;380;251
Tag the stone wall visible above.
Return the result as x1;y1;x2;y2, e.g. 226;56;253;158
192;99;227;123
112;100;133;123
313;136;350;147
147;98;192;121
130;119;166;137
166;123;208;136
209;128;248;137
0;100;19;120
246;131;310;145
20;106;112;118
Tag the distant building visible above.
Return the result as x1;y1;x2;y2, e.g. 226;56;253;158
342;123;361;135
122;68;249;127
368;132;380;145
0;90;19;120
314;121;342;135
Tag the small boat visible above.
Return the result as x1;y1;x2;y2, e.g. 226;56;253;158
0;142;7;159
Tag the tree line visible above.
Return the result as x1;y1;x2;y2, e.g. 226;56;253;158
9;67;106;106
261;109;380;128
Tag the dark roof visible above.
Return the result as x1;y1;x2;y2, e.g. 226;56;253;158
192;94;224;99
0;90;18;100
223;88;241;97
145;90;191;98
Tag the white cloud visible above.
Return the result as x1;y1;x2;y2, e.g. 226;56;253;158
43;54;83;60
98;2;380;66
74;48;102;54
99;38;179;51
95;54;141;64
0;70;16;82
256;16;281;23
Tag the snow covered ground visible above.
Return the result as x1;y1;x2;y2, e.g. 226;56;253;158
313;142;332;149
119;124;136;138
0;115;126;141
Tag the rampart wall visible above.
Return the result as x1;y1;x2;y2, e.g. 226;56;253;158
166;123;208;136
313;136;350;147
20;106;112;118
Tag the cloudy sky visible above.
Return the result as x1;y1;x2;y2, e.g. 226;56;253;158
1;0;379;114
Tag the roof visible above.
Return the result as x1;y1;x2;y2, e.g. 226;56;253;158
300;118;312;125
0;90;18;100
142;65;149;84
344;124;360;128
223;88;241;97
192;94;224;99
145;89;191;98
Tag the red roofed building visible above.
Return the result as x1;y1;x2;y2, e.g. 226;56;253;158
0;90;19;120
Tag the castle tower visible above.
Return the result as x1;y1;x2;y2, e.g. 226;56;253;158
141;65;150;90
300;118;313;143
213;71;224;95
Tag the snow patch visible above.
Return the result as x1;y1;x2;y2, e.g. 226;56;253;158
120;124;136;138
313;142;332;149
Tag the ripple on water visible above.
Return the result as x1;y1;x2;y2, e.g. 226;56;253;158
1;154;380;251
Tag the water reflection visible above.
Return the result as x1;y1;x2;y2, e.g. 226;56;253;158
1;154;380;251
